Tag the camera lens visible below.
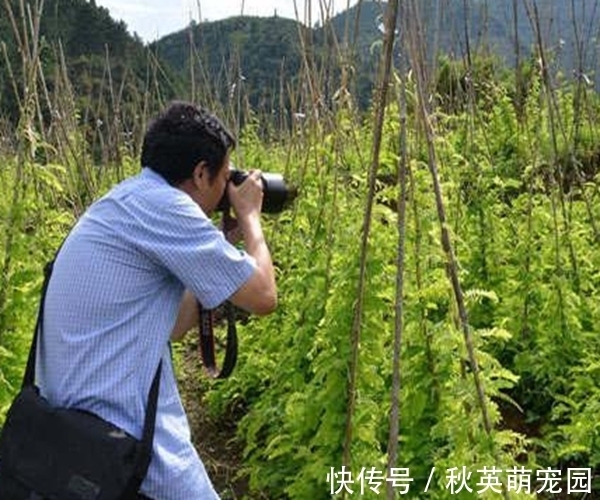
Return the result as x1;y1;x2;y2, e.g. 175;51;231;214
260;173;297;213
218;169;297;213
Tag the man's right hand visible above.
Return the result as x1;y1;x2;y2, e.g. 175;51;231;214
226;170;277;316
228;170;264;221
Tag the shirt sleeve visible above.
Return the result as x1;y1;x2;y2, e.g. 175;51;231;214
121;189;256;310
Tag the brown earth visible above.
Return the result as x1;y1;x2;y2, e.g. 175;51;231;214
176;337;252;500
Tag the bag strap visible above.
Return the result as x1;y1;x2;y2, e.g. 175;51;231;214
198;301;238;379
22;259;54;387
22;250;162;487
131;359;162;488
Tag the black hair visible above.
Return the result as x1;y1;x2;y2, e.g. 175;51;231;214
141;101;236;185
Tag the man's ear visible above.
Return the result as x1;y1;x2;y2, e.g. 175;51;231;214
192;161;207;189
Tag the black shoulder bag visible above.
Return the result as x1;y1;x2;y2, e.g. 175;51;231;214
0;259;162;500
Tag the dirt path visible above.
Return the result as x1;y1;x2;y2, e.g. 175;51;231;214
177;339;251;499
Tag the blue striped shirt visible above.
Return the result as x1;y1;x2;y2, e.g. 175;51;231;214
37;168;256;499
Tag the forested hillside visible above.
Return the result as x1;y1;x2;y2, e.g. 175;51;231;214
0;0;179;163
152;15;305;117
0;0;148;116
2;0;598;128
153;0;599;114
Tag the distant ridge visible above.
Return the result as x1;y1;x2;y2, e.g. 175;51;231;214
152;0;599;113
1;0;598;124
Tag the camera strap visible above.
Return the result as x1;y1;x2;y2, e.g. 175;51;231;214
197;301;238;379
196;211;240;379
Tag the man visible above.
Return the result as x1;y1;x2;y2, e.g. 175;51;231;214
37;101;277;499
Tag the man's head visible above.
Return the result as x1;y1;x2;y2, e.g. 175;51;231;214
141;101;236;185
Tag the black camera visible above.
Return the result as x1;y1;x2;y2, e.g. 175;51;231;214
219;169;297;213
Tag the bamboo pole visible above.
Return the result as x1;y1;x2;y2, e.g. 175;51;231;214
404;1;510;499
342;0;400;484
0;0;45;339
385;2;409;497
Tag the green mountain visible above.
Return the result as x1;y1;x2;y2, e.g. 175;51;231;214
153;0;599;115
1;0;598;129
153;15;306;115
415;0;596;73
0;0;177;134
150;2;388;114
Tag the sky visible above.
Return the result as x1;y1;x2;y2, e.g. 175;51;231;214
95;0;360;43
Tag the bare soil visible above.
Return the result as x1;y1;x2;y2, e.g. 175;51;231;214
177;337;251;500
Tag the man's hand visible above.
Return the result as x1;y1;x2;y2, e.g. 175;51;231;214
226;170;277;316
227;170;264;221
